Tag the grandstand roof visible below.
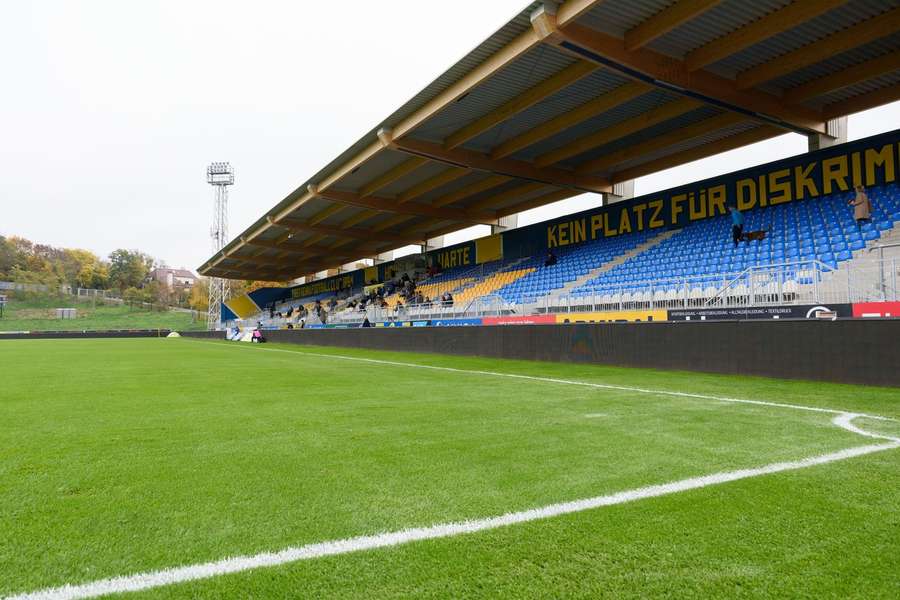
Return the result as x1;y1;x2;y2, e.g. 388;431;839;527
199;0;900;281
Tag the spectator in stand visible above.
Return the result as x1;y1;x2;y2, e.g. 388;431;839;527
729;205;744;247
285;306;293;318
849;185;872;229
441;291;454;307
544;250;557;267
328;297;337;310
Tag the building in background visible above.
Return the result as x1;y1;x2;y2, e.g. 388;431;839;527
147;268;198;290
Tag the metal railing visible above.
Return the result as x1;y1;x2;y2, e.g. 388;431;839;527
326;294;516;326
251;258;900;329
539;258;898;313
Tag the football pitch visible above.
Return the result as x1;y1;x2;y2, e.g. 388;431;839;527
2;338;899;599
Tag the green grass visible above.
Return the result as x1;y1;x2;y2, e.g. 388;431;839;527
0;297;205;331
1;338;898;598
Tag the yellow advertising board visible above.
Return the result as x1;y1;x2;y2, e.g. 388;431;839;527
555;310;667;323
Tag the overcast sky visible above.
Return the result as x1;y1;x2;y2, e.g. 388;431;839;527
2;1;898;272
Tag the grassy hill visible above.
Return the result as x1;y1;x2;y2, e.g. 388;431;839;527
0;296;206;332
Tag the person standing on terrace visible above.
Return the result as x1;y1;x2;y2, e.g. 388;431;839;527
849;185;872;229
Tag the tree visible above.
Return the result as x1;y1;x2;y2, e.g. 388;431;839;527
108;249;154;291
62;248;108;289
189;278;209;312
0;236;24;278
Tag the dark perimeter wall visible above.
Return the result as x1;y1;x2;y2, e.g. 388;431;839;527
183;320;900;387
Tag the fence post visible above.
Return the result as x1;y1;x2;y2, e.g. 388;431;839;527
891;258;898;302
813;265;820;303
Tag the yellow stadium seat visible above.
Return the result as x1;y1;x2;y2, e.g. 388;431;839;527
451;268;534;306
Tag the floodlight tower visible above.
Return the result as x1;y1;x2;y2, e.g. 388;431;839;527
206;162;234;330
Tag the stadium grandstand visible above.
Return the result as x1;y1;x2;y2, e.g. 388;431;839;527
200;0;900;331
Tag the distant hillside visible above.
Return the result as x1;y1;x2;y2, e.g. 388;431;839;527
0;296;206;332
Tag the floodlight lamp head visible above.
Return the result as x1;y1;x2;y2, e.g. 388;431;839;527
207;161;235;185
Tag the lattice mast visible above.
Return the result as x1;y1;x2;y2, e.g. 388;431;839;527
206;162;234;330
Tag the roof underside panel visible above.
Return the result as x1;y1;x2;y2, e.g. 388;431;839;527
647;0;792;63
333;149;410;191
577;0;674;39
610;121;765;174
416;170;506;205
376;161;452;198
770;33;900;94
820;71;900;110
411;44;579;144
461;69;634;154
567;105;727;172
462;180;555;213
708;0;899;80
511;89;682;162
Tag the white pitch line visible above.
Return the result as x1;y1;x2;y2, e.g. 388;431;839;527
7;341;898;600
188;339;897;422
8;427;898;600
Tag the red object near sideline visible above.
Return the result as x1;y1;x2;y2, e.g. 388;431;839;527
852;302;900;318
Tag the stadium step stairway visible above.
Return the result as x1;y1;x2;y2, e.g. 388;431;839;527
818;223;900;303
492;228;660;305
552;230;680;299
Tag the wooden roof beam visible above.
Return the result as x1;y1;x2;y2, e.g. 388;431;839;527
272;217;415;244
467;181;550;210
444;60;596;150
497;188;579;218
530;6;826;135
492;80;650;159
534;97;701;167
242;237;362;258
625;0;722;52
346;173;517;240
685;0;849;72
575;112;746;174
823;82;900;119
389;133;611;193
783;52;900;105
610;125;784;183
358;157;429;198
397;167;469;203
310;185;499;226
736;7;900;90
